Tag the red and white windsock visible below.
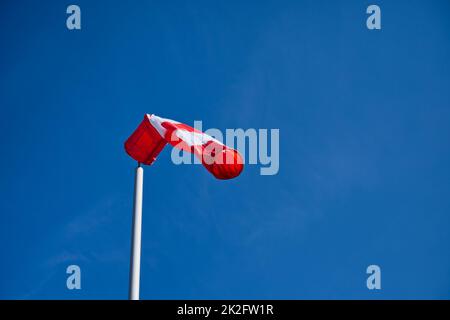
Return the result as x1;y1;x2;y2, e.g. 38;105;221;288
124;114;244;180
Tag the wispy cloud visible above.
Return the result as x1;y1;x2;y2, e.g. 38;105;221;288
63;196;119;240
44;250;90;269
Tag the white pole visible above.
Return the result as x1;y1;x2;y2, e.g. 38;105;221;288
129;162;144;300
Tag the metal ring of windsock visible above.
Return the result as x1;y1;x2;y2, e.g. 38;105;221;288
124;114;244;180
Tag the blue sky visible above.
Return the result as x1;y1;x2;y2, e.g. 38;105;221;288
1;0;450;299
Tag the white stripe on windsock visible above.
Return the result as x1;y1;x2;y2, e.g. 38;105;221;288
148;114;222;147
147;114;179;138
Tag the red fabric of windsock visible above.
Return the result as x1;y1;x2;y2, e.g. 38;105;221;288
125;114;243;180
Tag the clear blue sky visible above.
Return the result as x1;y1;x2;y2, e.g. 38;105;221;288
1;0;450;299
